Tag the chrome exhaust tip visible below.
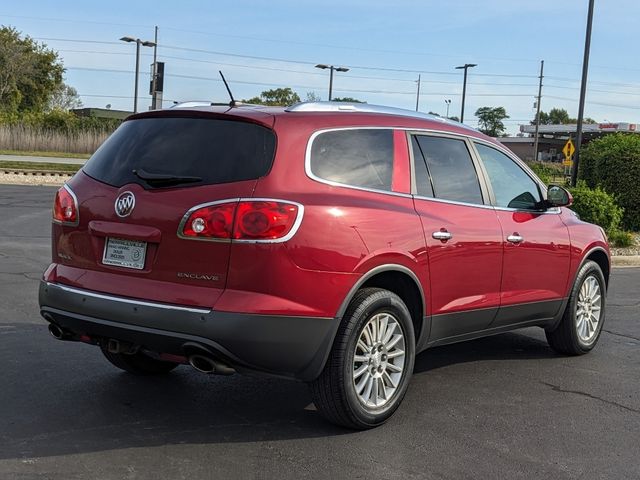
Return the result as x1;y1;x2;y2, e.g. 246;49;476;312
48;323;65;340
189;354;217;374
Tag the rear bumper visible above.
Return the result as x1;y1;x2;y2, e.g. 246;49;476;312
39;281;338;381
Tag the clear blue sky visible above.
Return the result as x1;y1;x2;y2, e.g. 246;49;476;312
2;0;639;133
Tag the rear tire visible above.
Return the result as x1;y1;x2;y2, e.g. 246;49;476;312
309;288;416;430
100;344;179;375
546;260;606;355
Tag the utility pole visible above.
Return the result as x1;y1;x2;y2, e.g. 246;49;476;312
456;63;477;123
415;74;421;111
572;0;595;187
533;60;544;162
151;26;158;110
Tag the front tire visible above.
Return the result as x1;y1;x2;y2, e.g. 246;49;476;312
309;288;416;429
546;260;606;355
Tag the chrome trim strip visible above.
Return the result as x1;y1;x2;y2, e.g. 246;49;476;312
47;282;212;314
412;193;496;210
176;197;305;244
52;184;80;227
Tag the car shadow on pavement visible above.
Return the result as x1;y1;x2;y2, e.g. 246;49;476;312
413;328;556;375
0;324;555;460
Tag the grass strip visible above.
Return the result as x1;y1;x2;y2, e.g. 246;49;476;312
0;161;80;173
0;150;90;159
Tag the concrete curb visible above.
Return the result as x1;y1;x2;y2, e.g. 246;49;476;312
612;256;640;267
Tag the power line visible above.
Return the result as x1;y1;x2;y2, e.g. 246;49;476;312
39;37;539;79
65;66;537;97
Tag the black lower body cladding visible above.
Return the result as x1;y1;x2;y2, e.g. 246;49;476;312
39;281;338;381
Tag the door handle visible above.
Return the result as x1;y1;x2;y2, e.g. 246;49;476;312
507;233;524;244
432;230;452;241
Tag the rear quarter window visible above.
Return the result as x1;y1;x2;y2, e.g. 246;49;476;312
309;129;394;191
83;117;276;188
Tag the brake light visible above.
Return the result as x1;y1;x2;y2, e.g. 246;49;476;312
179;199;302;242
181;202;235;239
53;185;79;225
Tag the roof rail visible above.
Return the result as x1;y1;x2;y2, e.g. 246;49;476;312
169;101;216;109
285;101;472;129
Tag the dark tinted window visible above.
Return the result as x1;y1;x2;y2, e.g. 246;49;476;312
475;143;541;209
83;117;276;188
415;136;483;204
411;136;434;197
310;129;393;191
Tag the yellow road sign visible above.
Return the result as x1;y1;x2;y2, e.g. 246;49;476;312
562;139;575;160
563;159;573;167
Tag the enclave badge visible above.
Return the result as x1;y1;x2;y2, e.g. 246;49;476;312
115;191;135;217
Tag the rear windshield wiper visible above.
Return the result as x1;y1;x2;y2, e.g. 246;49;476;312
133;168;202;186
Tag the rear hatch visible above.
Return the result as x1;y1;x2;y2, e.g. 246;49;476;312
54;111;276;308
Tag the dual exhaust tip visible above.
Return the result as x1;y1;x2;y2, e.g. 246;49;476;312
188;354;235;375
48;323;71;340
47;321;235;376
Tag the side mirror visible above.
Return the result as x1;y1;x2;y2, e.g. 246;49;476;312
547;185;572;207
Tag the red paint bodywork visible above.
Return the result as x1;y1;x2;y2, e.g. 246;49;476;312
45;105;609;345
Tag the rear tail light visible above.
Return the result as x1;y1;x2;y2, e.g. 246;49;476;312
53;185;79;226
179;199;303;242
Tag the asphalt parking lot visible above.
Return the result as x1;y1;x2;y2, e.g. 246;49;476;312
0;184;638;480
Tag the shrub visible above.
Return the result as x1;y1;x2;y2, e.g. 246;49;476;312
579;133;640;230
568;181;623;234
525;161;565;185
608;230;634;248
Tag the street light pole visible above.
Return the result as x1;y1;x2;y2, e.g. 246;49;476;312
120;35;156;113
445;99;451;118
415;74;421;112
571;0;595;187
134;40;140;113
315;64;349;101
455;63;477;123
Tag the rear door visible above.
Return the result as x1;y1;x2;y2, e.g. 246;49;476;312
410;133;503;341
472;141;571;325
55;114;276;307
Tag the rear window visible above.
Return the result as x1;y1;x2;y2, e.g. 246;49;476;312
83;117;276;188
309;129;394;191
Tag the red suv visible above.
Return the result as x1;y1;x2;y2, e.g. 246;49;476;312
40;102;609;429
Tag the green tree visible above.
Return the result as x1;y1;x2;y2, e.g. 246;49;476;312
580;133;640;230
532;108;596;125
0;26;64;113
244;87;301;106
305;91;321;102
332;97;365;103
475;106;509;137
47;83;82;111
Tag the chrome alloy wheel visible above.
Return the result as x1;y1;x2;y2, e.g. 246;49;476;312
352;312;406;408
576;274;602;344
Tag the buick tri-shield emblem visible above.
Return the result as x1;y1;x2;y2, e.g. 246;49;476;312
115;191;136;217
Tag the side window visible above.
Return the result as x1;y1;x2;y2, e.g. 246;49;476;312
310;129;394;191
475;143;542;209
414;135;483;204
411;135;434;197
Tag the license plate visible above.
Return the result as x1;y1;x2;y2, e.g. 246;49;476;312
102;237;147;270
